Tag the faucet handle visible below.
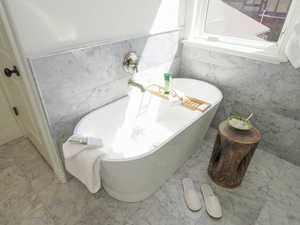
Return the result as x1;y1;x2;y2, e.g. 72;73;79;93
123;52;139;74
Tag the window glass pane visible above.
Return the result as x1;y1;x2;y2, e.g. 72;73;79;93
205;0;292;42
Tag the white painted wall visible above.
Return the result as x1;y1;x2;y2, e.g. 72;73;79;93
4;0;185;57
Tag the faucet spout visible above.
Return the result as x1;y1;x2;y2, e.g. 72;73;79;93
128;79;146;92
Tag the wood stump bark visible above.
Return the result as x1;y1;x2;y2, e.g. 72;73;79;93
208;120;262;188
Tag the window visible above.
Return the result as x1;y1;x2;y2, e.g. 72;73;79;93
185;0;298;63
206;0;292;42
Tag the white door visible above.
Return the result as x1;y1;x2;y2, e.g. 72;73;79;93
0;9;51;163
0;83;22;145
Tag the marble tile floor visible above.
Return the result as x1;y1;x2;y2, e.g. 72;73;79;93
1;128;300;225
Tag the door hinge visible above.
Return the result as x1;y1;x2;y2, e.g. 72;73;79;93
12;106;19;116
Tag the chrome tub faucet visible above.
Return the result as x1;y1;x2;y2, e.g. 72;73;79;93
128;79;146;92
123;52;146;92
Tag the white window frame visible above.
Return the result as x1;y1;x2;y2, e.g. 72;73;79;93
183;0;300;64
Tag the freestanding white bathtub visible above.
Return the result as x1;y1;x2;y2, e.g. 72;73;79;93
74;78;222;202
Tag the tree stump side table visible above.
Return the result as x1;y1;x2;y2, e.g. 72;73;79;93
208;120;262;188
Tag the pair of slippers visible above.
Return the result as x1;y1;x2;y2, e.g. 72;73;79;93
182;178;222;219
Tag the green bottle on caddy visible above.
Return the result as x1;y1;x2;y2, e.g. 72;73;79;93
164;73;172;94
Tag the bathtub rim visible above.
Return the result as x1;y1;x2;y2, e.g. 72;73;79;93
74;78;223;162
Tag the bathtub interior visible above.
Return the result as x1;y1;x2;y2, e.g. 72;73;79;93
74;78;222;161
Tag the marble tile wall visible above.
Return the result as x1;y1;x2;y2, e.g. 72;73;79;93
29;31;182;151
180;46;300;166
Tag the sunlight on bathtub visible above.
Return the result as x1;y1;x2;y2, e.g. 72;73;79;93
111;90;173;158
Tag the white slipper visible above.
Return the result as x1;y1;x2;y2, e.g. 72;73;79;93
182;178;202;211
201;184;222;219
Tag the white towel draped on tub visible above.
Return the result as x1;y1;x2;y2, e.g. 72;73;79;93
63;139;109;193
285;18;300;69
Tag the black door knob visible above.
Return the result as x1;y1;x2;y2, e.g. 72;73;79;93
3;66;20;77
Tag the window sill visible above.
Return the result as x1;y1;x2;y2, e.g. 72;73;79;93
182;38;288;64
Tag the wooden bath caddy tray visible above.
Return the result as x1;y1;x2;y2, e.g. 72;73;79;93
146;84;212;112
